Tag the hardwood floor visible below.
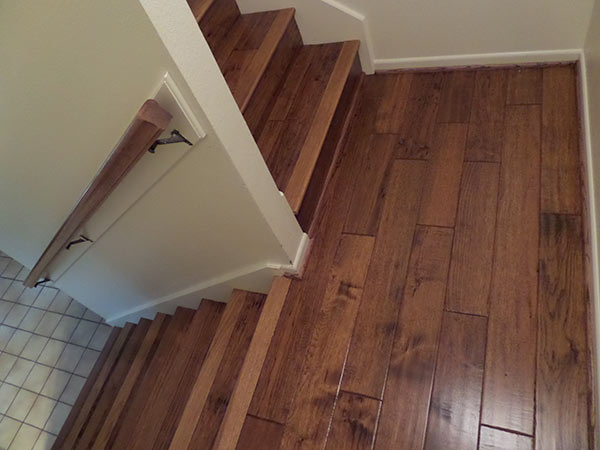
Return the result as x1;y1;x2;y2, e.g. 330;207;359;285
248;64;593;449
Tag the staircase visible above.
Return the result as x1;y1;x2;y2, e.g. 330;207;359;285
53;277;290;449
190;0;362;232
52;1;363;448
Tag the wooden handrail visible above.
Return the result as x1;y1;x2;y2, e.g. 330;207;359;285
24;100;172;288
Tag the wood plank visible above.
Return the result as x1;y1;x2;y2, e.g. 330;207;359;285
325;392;380;450
537;213;590;449
541;65;581;214
109;308;194;448
466;69;507;162
212;277;292;450
151;301;226;450
395;72;444;159
506;68;542;105
91;315;167;450
236;416;284;450
436;70;476;123
279;233;375;450
341;159;426;400
375;73;413;134
285;40;360;212
482;105;540;435
479;426;532;450
199;0;241;51
418;123;468;227
446;162;500;316
24;100;171;287
188;293;266;450
53;326;122;449
374;226;453;450
343;134;394;236
169;290;250;450
75;319;154;449
424;312;487;450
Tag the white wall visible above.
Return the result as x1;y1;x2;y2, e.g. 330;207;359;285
584;3;600;447
238;0;594;71
0;0;306;324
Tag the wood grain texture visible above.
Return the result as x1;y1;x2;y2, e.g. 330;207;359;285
325;392;380;450
436;70;476;123
24;100;171;287
92;314;167;450
375;73;413;134
343;134;394;236
541;65;582;214
418;123;468;227
506;68;542;105
52;326;121;450
169;290;249;450
285;40;360;212
482;105;540;435
537;213;590;449
446;162;499;316
213;277;291;450
188;293;265;450
466;70;507;162
236;415;284;450
394;72;444;159
424;312;487;450
478;426;533;450
375;226;453;450
342;160;426;400
279;234;375;450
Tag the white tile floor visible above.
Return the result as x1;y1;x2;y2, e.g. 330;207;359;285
0;252;111;450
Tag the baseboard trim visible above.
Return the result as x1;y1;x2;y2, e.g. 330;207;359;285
578;51;600;450
374;49;582;71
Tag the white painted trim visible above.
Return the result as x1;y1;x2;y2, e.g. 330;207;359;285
374;49;582;71
577;51;600;450
267;231;310;273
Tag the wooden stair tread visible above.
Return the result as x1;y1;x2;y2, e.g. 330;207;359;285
202;7;296;113
257;40;360;213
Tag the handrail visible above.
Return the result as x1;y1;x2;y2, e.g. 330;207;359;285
24;100;172;288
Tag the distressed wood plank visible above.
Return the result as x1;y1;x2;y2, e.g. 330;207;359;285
537;213;590;449
446;162;499;316
436;70;476;123
325;392;380;450
506;68;542;105
482;105;540;435
236;415;284;450
375;226;453;450
375;73;413;134
424;312;487;450
479;426;533;450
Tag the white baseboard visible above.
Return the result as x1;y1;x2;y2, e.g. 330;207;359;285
577;51;600;450
374;49;582;71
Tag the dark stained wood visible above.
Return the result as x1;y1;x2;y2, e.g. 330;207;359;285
236;415;284;450
436;70;476;123
541;65;582;214
279;234;375;450
478;426;533;450
394;72;444;159
375;226;453;450
418;123;468;227
424;312;487;450
325;392;380;450
342;160;426;400
24;100;172;287
188;293;266;449
482;105;540;435
53;326;121;450
75;318;155;449
198;0;241;52
343;134;394;236
537;213;590;449
446;162;499;316
506;68;542;105
375;73;413;134
466;70;507;162
249;77;381;424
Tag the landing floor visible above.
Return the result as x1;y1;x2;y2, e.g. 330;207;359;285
241;65;594;449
